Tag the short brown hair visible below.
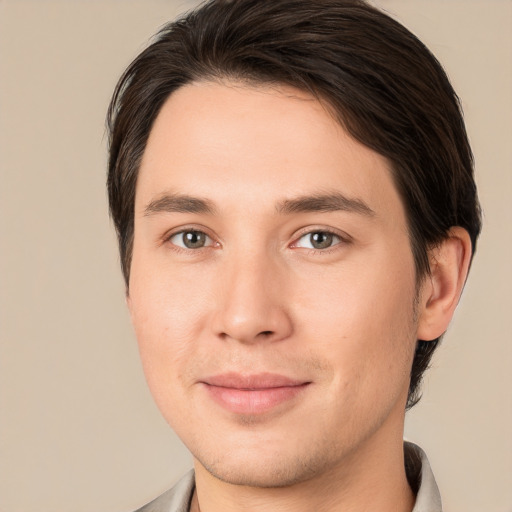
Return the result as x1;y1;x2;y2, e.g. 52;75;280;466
107;0;481;408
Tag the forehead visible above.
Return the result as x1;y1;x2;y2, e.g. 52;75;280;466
137;81;404;223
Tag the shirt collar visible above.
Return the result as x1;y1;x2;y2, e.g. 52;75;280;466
405;441;443;512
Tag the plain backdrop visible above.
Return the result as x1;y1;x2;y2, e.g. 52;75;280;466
0;1;511;511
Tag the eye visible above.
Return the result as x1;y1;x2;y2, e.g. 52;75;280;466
169;230;213;249
294;230;342;250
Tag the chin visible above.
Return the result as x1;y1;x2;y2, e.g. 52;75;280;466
191;433;339;489
198;456;322;488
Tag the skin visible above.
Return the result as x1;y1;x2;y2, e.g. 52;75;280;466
128;81;471;512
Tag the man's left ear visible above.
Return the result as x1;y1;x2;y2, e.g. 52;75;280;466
416;227;473;341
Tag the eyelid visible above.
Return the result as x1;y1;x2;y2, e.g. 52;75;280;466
290;226;352;250
170;231;213;248
163;225;220;250
161;224;350;252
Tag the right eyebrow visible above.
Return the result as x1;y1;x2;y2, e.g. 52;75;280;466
143;193;216;216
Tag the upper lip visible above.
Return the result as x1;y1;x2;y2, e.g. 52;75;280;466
201;372;310;390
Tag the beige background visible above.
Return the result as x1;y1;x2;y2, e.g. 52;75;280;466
0;1;511;511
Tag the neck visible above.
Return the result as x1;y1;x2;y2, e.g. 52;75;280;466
191;424;415;512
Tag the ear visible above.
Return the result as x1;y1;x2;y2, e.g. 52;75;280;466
416;227;473;341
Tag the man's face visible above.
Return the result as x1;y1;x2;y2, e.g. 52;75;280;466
129;82;421;487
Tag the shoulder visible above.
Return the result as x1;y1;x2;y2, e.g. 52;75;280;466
134;470;195;512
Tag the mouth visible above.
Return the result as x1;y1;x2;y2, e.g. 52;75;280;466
199;372;312;415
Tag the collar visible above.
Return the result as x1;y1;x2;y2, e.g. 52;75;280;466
405;441;443;512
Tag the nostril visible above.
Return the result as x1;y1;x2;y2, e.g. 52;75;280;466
260;331;274;337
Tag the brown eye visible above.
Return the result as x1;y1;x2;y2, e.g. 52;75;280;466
310;232;334;249
170;230;211;249
295;231;341;250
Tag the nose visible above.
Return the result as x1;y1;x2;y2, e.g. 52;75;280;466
211;252;293;345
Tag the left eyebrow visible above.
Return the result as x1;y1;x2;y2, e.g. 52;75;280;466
143;193;217;216
276;192;376;217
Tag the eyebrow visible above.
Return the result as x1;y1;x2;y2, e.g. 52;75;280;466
276;193;376;217
144;193;216;216
143;191;375;218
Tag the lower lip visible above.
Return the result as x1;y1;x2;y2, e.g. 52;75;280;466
203;383;310;415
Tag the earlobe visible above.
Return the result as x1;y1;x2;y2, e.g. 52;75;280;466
416;227;473;341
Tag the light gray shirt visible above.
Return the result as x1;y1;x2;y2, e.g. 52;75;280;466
135;442;442;512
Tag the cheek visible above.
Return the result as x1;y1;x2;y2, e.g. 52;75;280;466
130;250;214;341
294;255;415;337
128;260;212;400
292;252;417;398
129;291;200;430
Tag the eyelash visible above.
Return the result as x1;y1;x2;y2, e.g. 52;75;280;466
165;227;217;253
291;228;350;254
164;227;350;255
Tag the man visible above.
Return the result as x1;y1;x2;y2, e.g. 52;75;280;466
107;1;481;510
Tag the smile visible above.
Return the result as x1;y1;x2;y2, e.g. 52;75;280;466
200;373;311;415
